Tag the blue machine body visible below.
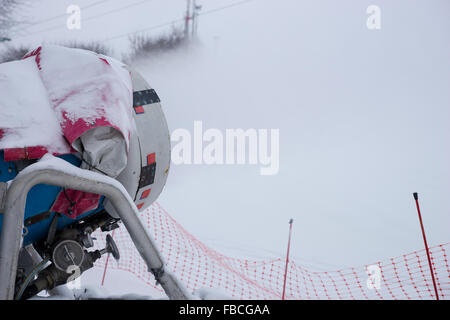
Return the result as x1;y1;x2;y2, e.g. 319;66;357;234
0;151;105;246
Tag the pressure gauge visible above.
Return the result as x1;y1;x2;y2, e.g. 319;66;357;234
52;240;85;272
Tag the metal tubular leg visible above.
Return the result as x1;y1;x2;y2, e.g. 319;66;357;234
0;155;190;300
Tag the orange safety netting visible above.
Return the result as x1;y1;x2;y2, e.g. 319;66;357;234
93;202;450;299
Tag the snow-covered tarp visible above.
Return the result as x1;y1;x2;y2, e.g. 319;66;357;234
0;54;69;156
0;44;134;218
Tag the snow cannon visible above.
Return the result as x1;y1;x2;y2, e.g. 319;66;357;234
0;45;189;300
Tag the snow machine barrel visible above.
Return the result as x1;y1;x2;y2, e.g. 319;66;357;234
0;45;186;300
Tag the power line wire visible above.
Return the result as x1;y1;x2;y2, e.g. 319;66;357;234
11;0;112;35
18;0;155;39
103;17;184;42
200;0;255;17
12;0;257;42
84;0;154;22
103;0;256;41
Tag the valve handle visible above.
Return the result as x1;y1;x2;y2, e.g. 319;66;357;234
106;234;120;261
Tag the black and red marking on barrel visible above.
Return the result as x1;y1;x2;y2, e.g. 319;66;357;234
136;203;145;210
133;89;160;107
131;89;160;209
140;188;151;200
132;89;160;114
138;152;156;189
136;152;156;209
134;105;145;114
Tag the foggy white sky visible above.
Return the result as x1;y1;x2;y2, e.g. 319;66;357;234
6;0;450;269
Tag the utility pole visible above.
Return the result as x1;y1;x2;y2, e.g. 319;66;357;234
191;0;202;37
185;0;202;39
184;0;192;38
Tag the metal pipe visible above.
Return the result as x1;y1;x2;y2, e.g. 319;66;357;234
0;156;190;300
281;218;293;300
101;229;115;286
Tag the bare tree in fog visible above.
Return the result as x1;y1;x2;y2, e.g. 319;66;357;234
0;0;23;40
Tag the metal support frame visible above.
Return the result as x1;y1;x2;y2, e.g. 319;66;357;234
0;156;190;300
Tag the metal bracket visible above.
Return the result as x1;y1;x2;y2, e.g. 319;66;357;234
150;266;165;286
24;211;51;227
0;155;190;300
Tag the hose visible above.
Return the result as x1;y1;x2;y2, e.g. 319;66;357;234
15;256;50;300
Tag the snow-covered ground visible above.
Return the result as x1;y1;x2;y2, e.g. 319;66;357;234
131;0;450;268
4;0;450;296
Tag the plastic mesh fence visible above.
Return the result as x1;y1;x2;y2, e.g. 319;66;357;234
93;202;450;300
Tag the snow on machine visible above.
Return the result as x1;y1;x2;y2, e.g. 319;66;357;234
0;45;189;300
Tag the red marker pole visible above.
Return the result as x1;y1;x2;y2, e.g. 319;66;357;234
282;219;294;300
413;192;439;300
101;230;116;286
